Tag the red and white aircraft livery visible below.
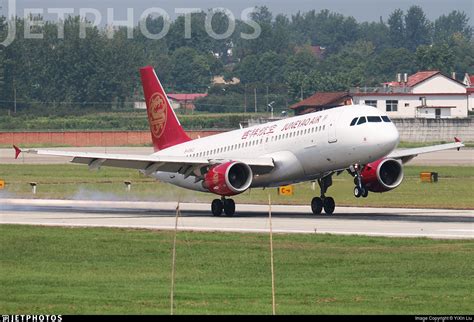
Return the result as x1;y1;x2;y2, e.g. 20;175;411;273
14;66;464;216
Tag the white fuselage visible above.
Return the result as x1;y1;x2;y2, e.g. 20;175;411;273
152;105;400;192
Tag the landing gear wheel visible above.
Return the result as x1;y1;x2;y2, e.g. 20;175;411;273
362;188;369;198
323;197;335;215
223;199;235;217
311;197;323;215
211;199;223;216
354;186;362;198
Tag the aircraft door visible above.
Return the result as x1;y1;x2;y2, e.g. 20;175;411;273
327;110;342;143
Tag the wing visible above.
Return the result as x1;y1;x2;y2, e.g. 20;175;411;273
386;138;464;164
13;146;275;176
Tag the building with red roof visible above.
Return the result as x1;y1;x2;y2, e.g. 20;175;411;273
351;71;469;118
463;73;474;112
134;93;208;111
290;92;353;115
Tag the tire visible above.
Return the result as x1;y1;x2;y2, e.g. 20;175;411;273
323;197;335;215
354;186;362;198
311;197;323;215
211;199;223;216
362;187;369;198
223;199;235;217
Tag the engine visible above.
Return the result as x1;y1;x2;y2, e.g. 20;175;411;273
361;158;404;192
203;161;253;196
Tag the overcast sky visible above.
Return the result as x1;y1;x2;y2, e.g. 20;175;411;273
3;0;473;24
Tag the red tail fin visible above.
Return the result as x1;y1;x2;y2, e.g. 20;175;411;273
140;66;191;152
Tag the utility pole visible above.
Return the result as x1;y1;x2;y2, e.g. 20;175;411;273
13;77;17;114
244;85;247;114
254;87;257;113
266;85;269;112
300;85;304;101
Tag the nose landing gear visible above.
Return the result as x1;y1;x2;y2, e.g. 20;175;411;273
350;164;369;198
311;175;336;215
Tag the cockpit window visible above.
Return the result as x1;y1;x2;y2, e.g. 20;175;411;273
381;116;391;122
350;118;358;126
357;117;367;125
367;116;382;122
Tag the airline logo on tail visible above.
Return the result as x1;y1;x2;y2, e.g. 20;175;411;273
148;92;168;139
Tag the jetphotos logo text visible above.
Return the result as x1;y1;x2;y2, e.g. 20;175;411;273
0;0;262;47
2;315;62;322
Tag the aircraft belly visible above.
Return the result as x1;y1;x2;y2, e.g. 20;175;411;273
251;151;305;187
152;172;208;192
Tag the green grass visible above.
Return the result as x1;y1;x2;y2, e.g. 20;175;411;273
0;225;472;314
0;164;473;209
397;141;474;148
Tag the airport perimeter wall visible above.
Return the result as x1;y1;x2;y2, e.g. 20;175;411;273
392;118;474;142
1;118;473;146
0;130;224;147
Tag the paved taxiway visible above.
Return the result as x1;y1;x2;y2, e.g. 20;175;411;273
1;199;472;239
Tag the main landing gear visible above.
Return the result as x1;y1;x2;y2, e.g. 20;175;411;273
350;164;369;199
311;175;336;215
211;197;235;217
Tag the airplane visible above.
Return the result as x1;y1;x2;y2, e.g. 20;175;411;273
14;66;465;216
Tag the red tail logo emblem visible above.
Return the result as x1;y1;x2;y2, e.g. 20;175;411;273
148;92;168;139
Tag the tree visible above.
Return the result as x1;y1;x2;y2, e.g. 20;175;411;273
359;20;390;52
369;48;416;82
415;44;455;74
434;11;473;44
450;34;474;74
387;9;405;47
285;47;319;75
290;9;359;53
170;47;211;92
404;6;432;51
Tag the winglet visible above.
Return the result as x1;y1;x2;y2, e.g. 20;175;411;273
454;137;462;151
13;145;21;159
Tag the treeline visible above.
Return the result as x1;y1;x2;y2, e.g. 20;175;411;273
0;6;473;115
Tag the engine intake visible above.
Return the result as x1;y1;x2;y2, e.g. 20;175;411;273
203;161;253;196
361;158;404;192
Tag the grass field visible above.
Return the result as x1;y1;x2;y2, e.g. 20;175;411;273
0;225;473;314
0;164;473;209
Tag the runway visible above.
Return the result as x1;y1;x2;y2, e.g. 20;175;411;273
1;199;473;239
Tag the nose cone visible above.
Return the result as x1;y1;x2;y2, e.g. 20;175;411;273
377;124;399;155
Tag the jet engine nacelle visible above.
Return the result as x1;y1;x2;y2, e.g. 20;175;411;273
203;161;253;196
361;158;404;192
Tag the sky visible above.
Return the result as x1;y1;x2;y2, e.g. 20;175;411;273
2;0;473;24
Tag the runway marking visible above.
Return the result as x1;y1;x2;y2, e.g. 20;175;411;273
440;229;474;233
3;222;473;239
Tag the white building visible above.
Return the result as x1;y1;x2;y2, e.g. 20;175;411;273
352;71;469;118
463;73;474;112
